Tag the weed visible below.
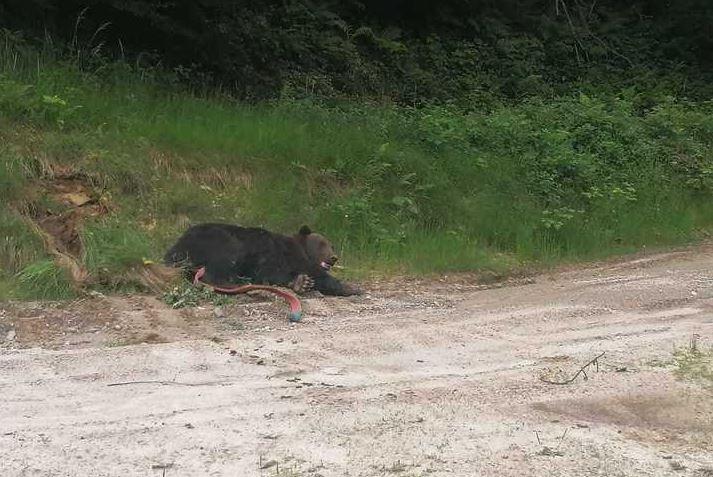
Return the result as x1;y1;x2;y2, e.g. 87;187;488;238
673;336;713;388
0;211;44;275
162;283;232;309
16;259;75;300
82;220;156;278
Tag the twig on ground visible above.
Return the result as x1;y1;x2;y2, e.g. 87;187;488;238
556;428;569;451
540;352;605;385
107;380;228;387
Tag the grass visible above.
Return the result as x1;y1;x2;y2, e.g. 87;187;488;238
674;337;713;388
0;34;712;299
16;259;75;300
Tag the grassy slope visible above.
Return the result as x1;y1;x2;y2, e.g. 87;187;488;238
1;50;713;299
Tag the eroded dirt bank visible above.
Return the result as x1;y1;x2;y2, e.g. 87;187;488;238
1;246;713;476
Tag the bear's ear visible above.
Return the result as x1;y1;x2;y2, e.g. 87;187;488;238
299;225;312;236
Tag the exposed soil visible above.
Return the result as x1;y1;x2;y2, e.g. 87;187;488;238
1;245;712;476
22;167;111;286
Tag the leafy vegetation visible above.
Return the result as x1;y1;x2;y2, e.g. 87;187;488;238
0;3;711;299
162;282;232;309
2;1;711;102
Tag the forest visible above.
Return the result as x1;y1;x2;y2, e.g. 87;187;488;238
2;0;712;101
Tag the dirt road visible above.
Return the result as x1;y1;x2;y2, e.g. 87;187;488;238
1;246;712;476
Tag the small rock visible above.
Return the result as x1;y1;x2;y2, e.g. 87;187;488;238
213;307;225;318
114;325;122;331
62;192;92;207
537;446;564;457
260;460;278;470
229;350;237;356
6;330;16;341
151;464;174;471
184;423;194;429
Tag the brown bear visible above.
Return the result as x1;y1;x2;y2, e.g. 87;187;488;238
164;223;361;296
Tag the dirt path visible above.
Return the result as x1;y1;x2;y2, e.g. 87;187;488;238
1;246;713;476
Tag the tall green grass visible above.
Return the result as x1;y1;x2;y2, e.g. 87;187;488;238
1;32;712;299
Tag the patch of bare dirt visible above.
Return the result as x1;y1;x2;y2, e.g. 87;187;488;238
534;391;713;450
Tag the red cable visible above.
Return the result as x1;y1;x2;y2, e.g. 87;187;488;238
193;267;303;322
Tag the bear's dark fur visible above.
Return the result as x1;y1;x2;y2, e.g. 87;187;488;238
164;223;360;296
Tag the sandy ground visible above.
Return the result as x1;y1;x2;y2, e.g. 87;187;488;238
1;246;713;476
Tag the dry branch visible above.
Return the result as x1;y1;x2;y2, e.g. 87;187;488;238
540;352;605;385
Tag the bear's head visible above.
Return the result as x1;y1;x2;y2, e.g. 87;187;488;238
297;225;338;271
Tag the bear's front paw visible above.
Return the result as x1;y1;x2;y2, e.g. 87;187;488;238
291;274;314;294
